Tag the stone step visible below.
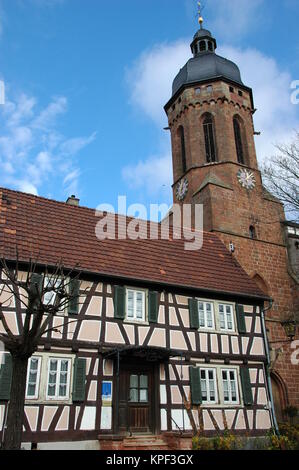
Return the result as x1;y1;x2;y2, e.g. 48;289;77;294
123;436;169;448
123;440;168;448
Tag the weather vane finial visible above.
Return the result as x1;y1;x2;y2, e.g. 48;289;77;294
197;1;204;29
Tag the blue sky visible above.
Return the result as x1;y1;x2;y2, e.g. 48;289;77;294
0;0;298;216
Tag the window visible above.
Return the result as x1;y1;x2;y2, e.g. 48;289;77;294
208;41;213;52
26;357;41;399
178;126;187;173
229;86;234;93
126;289;146;322
203;114;217;163
218;304;235;331
199;40;206;52
195;87;201;95
206;85;213;93
198;301;215;329
200;368;217;403
129;374;148;403
43;276;66;314
238;90;243;97
249;225;256;239
222;369;239;404
46;358;71;400
234;117;245;164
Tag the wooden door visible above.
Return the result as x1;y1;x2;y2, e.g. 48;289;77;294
118;363;154;435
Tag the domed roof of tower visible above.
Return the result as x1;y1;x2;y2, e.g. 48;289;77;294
172;28;243;97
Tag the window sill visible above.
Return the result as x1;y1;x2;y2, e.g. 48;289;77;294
25;398;72;406
124;319;149;327
200;403;243;409
198;328;238;336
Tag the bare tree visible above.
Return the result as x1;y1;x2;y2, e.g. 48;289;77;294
0;256;84;450
262;132;299;222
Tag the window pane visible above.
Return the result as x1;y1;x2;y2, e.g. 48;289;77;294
220;312;225;329
140;375;148;388
127;291;134;318
130;389;138;402
130;375;138;388
136;292;144;319
27;384;36;397
207;311;213;328
199;311;205;327
140;389;148;402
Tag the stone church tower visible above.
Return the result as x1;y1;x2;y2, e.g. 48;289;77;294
165;26;299;422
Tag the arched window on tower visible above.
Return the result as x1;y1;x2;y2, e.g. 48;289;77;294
203;114;217;163
249;225;257;239
233;116;245;164
178;126;187;173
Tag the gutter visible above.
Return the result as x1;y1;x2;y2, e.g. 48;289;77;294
260;300;280;435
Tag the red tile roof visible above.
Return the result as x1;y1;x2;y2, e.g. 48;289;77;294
0;187;267;300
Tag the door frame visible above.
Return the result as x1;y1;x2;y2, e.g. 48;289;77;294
113;358;160;436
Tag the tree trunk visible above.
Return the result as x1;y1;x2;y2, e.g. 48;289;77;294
3;355;29;450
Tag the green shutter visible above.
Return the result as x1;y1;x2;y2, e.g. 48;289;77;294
189;367;202;405
236;304;247;334
114;286;126;320
72;358;86;402
68;279;80;315
0;354;12;401
189;298;199;329
148;291;159;323
240;367;254;406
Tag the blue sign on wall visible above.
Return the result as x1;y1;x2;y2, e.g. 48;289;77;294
102;381;112;400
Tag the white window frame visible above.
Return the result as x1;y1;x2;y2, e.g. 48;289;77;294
197;300;215;330
199;367;218;404
217;303;235;332
125;288;147;323
192;364;242;408
221;368;240;405
25;356;42;400
43;276;63;307
46;357;72;401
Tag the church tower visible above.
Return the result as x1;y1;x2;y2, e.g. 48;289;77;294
165;19;299;422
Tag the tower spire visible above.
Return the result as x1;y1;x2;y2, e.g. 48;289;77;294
197;1;204;29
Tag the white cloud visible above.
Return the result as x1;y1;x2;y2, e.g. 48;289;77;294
126;40;190;126
0;90;96;196
208;0;264;41
122;153;172;196
218;45;299;162
32;96;67;130
125;38;299;193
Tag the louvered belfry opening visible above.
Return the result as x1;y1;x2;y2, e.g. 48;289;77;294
203;114;217;163
234;117;245;165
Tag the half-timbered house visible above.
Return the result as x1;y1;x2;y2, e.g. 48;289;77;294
0;187;275;449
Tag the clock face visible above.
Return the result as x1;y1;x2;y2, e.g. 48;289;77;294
176;177;189;201
237;169;256;190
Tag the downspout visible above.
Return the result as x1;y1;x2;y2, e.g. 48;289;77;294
260;300;280;435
